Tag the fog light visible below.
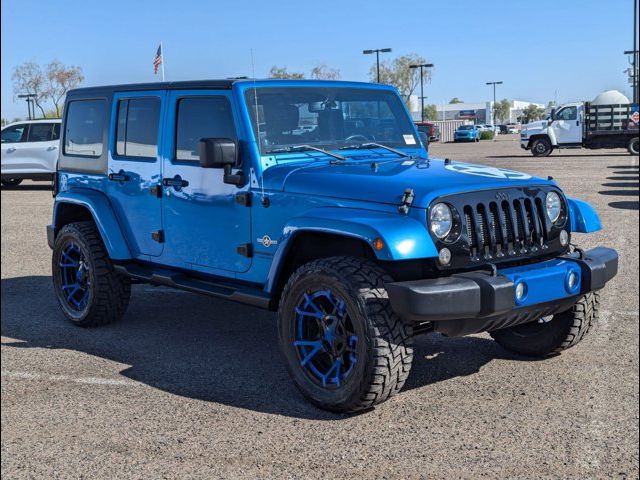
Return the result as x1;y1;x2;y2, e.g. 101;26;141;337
568;271;578;290
438;248;452;265
515;281;528;302
559;229;569;247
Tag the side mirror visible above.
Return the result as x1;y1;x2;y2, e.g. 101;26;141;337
199;138;238;168
198;138;244;187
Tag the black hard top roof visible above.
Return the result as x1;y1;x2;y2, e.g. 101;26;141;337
66;78;382;97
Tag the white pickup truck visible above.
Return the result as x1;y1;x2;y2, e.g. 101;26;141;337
520;97;639;157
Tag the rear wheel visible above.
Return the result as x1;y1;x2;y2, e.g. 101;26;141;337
628;136;639;155
52;221;131;327
1;178;22;187
278;256;413;413
490;292;599;357
531;138;553;157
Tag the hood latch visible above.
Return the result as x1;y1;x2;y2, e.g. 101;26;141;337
398;188;415;215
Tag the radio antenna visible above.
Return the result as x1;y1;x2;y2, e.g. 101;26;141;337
251;49;267;205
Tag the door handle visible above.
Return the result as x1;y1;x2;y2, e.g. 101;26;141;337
162;175;189;189
47;146;58;151
108;171;131;182
6;147;16;153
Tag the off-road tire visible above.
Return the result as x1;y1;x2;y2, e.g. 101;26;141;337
52;221;131;327
628;136;639;155
1;178;23;187
490;292;599;357
531;137;553;157
278;256;413;413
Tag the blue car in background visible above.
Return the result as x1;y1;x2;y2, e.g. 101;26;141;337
454;124;480;142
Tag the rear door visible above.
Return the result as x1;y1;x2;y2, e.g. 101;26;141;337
159;90;252;273
553;106;582;144
106;91;165;257
23;122;60;173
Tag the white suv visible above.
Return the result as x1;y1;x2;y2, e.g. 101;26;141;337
1;119;61;186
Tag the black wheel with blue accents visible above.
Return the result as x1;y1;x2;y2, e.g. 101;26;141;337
52;221;131;326
278;256;413;413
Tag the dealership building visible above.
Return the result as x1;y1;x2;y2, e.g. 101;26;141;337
409;98;546;124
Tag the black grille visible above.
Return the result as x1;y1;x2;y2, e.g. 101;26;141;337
431;187;568;269
465;198;547;260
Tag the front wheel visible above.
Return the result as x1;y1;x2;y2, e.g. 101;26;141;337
531;138;553;157
278;257;413;413
52;221;131;327
490;292;599;357
628;136;639;155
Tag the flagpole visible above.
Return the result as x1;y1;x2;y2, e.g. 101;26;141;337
161;42;166;81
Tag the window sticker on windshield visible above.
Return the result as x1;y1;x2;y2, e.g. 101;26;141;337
403;134;416;145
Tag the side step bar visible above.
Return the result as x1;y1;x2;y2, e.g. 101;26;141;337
114;263;272;309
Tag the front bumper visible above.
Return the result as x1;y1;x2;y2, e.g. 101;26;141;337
386;247;617;334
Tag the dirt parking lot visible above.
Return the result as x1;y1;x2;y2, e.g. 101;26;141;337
2;135;638;479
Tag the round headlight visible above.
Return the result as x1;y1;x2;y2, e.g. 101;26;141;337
430;203;453;239
545;191;562;223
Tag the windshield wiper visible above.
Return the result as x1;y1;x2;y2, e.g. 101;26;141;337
266;144;346;162
339;142;409;158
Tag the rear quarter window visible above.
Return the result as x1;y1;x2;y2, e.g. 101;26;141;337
64;100;106;157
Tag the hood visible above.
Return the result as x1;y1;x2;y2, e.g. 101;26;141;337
522;120;548;134
262;156;554;208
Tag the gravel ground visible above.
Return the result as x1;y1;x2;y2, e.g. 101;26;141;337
1;135;638;479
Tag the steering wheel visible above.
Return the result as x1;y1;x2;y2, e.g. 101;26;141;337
345;134;371;143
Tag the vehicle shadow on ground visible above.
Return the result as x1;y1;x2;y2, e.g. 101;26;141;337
487;153;632;159
601;165;639;210
0;276;521;419
0;184;52;191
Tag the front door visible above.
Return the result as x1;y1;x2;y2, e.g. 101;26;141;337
1;123;30;174
106;91;165;257
553;105;582;144
160;90;252;273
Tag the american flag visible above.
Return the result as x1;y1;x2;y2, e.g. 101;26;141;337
153;45;163;74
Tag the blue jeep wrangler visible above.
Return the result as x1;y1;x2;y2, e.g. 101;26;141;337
48;79;618;412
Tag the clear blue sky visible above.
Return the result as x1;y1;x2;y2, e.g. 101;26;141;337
1;0;637;120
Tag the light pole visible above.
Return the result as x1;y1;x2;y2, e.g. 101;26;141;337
363;48;392;83
17;93;37;120
626;0;639;103
486;81;503;125
410;63;434;122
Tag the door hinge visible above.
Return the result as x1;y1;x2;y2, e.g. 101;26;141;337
150;184;162;198
151;230;165;243
237;243;253;257
235;191;252;207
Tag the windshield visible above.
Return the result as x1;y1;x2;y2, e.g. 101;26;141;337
458;125;475;130
244;87;418;156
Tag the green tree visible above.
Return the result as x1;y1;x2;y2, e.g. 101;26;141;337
12;60;84;118
310;63;340;80
423;104;439;121
371;53;431;108
492;98;511;123
449;97;463;104
46;60;84;117
268;66;305;79
521;104;546;123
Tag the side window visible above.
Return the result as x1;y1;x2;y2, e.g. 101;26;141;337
175;97;236;162
1;124;28;143
556;106;577;121
27;123;56;142
64;100;106;157
115;97;160;159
